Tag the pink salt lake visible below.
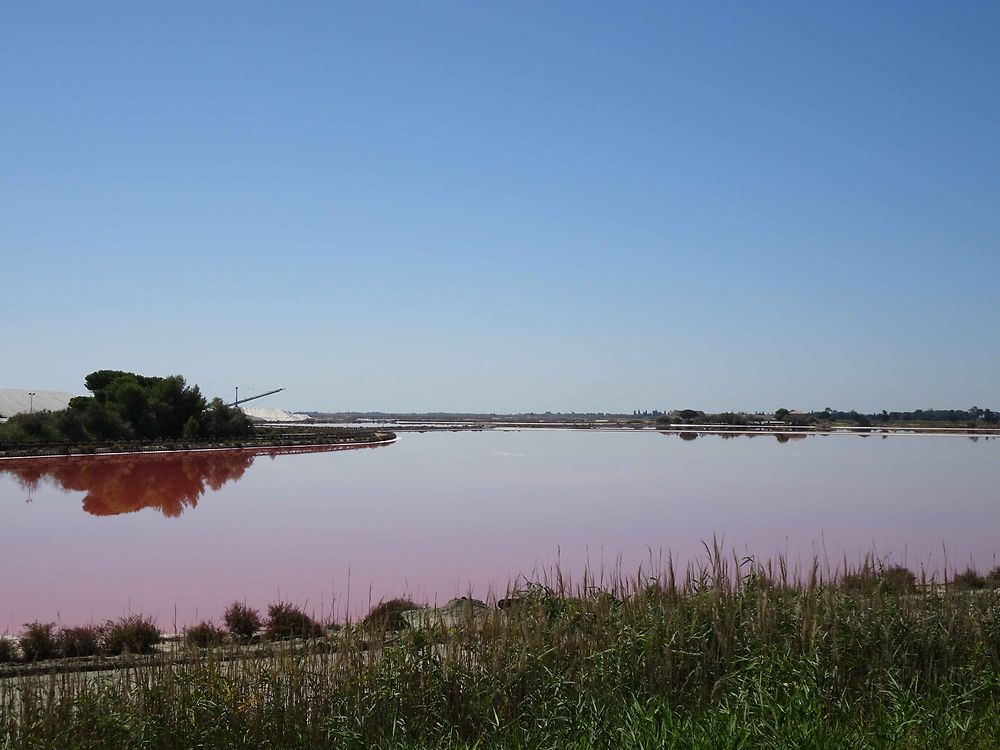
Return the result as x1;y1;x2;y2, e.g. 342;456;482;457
2;430;998;630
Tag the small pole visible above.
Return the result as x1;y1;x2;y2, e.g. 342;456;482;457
28;391;36;414
235;386;239;407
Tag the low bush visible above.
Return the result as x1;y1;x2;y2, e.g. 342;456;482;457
265;603;323;640
0;638;17;663
841;569;876;592
57;625;102;658
223;601;262;643
842;564;917;594
879;565;918;594
184;621;227;649
19;622;57;661
362;598;419;631
102;615;161;655
986;567;1000;589
952;567;986;590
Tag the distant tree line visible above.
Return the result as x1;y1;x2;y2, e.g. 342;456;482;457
0;370;251;445
833;407;998;425
656;410;759;426
656;406;998;428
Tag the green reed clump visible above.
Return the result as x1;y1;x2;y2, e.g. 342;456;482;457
223;601;262;643
101;615;161;655
4;553;1000;748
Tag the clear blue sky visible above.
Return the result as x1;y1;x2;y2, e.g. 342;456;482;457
2;2;998;413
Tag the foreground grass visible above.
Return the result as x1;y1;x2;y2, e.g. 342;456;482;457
4;557;1000;748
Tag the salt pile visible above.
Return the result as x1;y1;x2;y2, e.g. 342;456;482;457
0;389;77;418
242;407;310;423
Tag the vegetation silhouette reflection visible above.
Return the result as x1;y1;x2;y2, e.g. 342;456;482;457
0;445;383;517
659;431;812;443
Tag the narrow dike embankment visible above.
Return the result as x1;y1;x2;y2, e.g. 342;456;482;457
0;430;396;460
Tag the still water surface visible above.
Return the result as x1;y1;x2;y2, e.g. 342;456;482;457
2;431;998;629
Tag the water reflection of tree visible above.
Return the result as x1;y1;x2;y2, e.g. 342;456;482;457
0;444;387;518
774;434;807;444
1;452;256;517
659;431;812;443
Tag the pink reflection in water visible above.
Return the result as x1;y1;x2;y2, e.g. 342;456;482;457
1;431;998;630
0;444;389;518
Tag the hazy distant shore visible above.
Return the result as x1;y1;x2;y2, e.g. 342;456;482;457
268;416;1000;437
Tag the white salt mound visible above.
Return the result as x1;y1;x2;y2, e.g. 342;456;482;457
242;407;310;423
0;389;77;418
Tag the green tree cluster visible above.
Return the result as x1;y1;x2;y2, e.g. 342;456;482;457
816;407;997;426
0;370;251;444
